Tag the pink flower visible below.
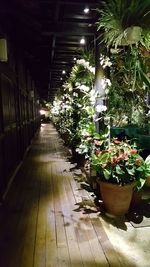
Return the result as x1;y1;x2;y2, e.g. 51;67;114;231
130;149;137;154
111;138;125;145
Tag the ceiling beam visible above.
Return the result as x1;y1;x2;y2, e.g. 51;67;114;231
39;0;99;6
42;28;95;36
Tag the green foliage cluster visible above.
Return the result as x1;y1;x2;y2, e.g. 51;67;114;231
96;0;150;48
108;45;150;126
92;138;150;190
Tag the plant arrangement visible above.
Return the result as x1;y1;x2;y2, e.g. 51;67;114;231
92;138;150;191
96;0;150;48
50;51;96;157
95;0;150;128
107;45;150;127
91;137;150;216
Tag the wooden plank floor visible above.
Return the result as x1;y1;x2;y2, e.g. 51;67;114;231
0;123;150;267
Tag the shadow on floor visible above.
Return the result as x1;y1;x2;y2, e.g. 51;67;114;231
58;145;150;231
126;197;150;227
71;167;150;230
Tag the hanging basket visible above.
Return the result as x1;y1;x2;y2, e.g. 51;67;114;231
121;26;142;45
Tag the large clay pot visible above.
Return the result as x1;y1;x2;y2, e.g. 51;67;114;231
99;180;135;216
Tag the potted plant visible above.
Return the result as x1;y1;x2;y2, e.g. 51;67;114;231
96;0;150;48
91;138;150;216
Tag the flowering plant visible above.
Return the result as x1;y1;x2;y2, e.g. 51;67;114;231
92;138;150;190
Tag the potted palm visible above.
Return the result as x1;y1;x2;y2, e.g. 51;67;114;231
96;0;150;48
91;138;150;216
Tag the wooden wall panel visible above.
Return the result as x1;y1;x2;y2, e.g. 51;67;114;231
0;138;5;196
0;73;5;195
1;74;11;129
0;39;41;198
3;129;17;179
0;74;18;180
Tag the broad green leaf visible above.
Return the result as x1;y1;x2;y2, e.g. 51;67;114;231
98;152;110;165
145;155;150;164
94;133;101;139
126;168;135;176
115;165;125;175
103;169;111;180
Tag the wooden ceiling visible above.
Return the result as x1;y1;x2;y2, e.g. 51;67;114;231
0;0;99;100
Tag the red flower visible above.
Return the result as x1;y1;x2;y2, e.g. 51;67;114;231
130;149;137;154
112;156;120;163
111;138;125;145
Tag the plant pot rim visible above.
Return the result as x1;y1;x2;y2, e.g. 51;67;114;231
98;179;136;189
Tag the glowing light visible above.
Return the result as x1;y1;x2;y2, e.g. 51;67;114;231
80;38;86;45
73;57;77;61
62;70;66;74
84;7;89;14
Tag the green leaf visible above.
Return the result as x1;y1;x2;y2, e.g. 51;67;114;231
145;155;150;165
136;166;144;172
126;168;135;176
94;133;101;139
103;169;111;180
115;165;125;175
139;69;150;87
86;106;94;115
98;152;110;165
135;177;146;191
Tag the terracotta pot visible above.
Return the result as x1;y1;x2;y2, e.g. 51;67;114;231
99;180;135;216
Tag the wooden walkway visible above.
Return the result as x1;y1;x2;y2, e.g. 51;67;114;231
0;123;150;267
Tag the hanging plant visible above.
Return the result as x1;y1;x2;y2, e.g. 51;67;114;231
96;0;150;48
